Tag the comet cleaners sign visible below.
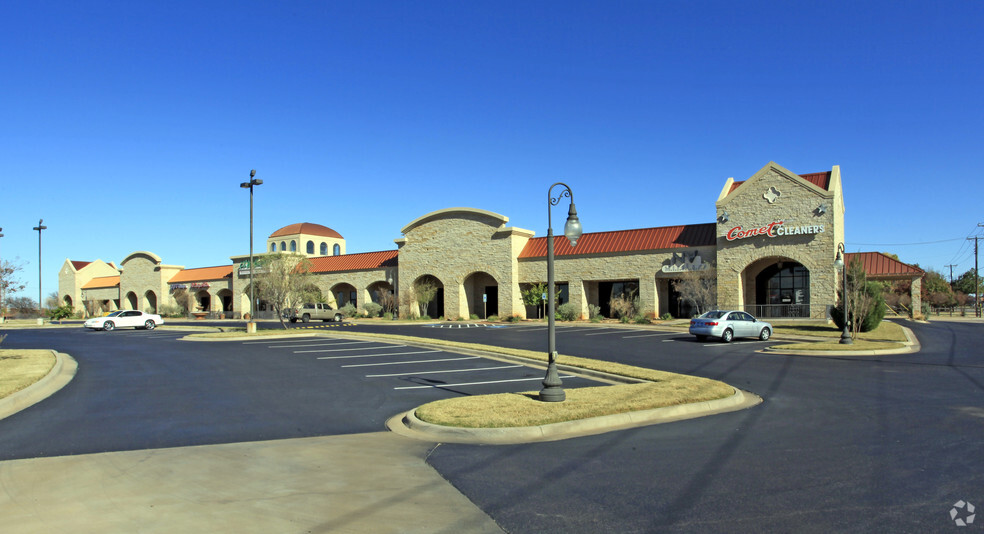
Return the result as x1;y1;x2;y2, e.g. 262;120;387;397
726;220;825;241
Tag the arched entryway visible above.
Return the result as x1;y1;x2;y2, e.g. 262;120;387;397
195;290;211;312
413;275;444;319
124;291;138;310
462;271;498;319
144;291;157;314
217;289;233;313
330;283;358;308
745;257;811;318
368;281;396;315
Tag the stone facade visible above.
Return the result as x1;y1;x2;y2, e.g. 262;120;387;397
58;259;118;309
59;161;925;321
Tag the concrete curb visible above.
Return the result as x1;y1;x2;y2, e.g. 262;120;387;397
0;351;77;421
762;325;921;357
387;387;762;445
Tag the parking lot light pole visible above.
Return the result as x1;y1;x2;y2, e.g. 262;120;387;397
540;182;582;403
240;170;262;333
32;219;47;321
834;242;853;344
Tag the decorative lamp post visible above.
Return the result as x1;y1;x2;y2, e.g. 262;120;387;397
32;219;47;320
834;243;853;344
240;170;262;333
540;182;583;402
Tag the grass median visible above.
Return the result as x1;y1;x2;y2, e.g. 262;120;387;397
0;349;56;399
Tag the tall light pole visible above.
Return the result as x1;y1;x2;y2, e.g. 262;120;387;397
240;170;262;332
0;227;4;321
540;183;582;402
834;242;853;344
33;219;47;320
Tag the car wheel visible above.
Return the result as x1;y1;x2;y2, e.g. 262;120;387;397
145;320;156;330
302;314;310;323
721;329;733;343
695;335;707;341
334;313;343;322
759;327;771;341
103;321;115;332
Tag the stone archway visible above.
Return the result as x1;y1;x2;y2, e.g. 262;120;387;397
742;256;811;318
462;271;498;319
144;291;157;314
124;291;138;310
330;283;358;309
412;275;444;319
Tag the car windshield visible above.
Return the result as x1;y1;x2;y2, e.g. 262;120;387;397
106;311;124;317
701;311;727;319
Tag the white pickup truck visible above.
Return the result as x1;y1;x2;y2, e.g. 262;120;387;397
284;303;344;323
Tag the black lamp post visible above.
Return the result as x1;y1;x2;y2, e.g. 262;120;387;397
834;243;853;344
240;170;262;331
32;219;47;319
540;182;583;402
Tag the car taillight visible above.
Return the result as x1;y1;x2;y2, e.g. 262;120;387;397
705;321;718;326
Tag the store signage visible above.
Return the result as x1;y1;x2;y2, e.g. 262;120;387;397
726;220;825;241
170;284;187;291
190;282;210;289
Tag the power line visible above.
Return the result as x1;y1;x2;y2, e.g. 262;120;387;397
847;237;967;246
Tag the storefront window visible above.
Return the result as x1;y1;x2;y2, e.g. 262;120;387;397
755;263;810;317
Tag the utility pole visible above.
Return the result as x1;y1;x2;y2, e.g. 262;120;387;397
971;233;981;318
945;263;958;316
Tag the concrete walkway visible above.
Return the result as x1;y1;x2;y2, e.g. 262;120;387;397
0;432;504;534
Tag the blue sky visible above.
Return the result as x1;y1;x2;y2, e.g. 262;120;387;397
2;1;983;303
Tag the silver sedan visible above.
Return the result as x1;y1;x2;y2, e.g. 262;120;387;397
689;310;773;342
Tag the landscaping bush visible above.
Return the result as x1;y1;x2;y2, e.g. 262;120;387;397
588;304;601;321
557;302;579;321
362;302;382;317
660;313;673;321
487;315;500;322
47;304;74;320
339;303;358;318
507;315;521;322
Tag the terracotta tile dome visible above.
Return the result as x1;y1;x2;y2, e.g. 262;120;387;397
269;222;343;239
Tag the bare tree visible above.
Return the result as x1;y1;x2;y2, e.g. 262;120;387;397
414;277;439;318
672;269;717;317
252;253;312;329
376;287;396;316
0;258;27;317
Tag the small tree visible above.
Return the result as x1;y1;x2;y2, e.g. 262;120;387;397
672;269;717;317
376;287;397;316
253;253;313;329
0;258;27;317
521;282;548;319
832;258;885;335
414;277;439;318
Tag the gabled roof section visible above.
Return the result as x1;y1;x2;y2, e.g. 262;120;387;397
270;223;343;239
71;260;91;271
518;223;716;259
845;252;924;278
308;250;398;273
81;275;120;289
168;265;234;283
726;171;832;196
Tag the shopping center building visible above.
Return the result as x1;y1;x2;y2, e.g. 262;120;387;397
58;162;924;320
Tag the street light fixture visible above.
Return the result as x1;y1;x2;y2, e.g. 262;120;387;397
240;170;262;332
33;219;47;320
540;182;583;403
834;243;853;344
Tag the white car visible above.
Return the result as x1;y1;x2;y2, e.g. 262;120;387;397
84;310;164;331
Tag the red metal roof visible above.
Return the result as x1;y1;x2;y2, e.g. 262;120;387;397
728;172;831;195
168;265;234;283
518;223;716;259
844;252;924;278
270;222;343;239
308;250;398;273
71;261;91;271
81;275;120;289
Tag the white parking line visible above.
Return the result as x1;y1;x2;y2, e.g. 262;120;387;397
242;337;318;344
622;332;680;339
316;350;440;360
366;364;523;378
295;344;406;354
342;356;480;368
394;375;576;390
583;329;624;336
270;340;373;349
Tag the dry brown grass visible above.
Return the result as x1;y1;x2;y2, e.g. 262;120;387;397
0;349;56;398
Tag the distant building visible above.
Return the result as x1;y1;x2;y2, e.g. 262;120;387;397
59;161;924;319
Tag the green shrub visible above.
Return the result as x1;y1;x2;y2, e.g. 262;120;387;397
362;302;383;317
507;315;520;322
557;302;579;321
339;303;359;318
634;314;651;325
487;315;500;322
382;312;393;320
47;304;74;320
660;313;673;321
830;281;887;333
588;304;601;320
159;304;186;318
469;314;478;320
